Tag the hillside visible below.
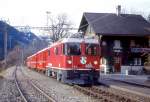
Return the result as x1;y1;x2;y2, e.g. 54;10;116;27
0;21;45;61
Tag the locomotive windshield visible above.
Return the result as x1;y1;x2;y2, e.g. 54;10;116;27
64;43;81;55
86;44;99;56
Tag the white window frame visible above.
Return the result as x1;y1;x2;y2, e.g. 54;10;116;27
101;57;106;65
134;58;141;66
113;40;122;49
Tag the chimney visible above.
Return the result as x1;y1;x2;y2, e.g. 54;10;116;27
116;5;121;16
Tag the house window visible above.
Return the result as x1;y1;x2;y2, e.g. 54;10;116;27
148;38;150;47
113;40;122;49
134;58;137;65
134;58;141;65
137;58;141;65
101;57;106;65
130;40;135;47
114;57;120;64
102;41;107;46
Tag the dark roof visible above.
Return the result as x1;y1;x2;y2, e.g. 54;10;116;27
79;12;150;36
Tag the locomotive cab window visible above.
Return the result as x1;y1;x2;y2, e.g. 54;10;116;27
54;47;58;55
63;43;81;55
48;50;50;56
86;44;99;56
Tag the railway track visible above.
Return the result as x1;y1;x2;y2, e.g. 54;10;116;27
19;66;150;102
14;66;57;102
14;66;27;102
73;85;140;102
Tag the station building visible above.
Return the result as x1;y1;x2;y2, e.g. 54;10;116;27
78;7;150;74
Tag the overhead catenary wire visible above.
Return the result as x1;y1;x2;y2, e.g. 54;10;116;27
14;13;114;31
13;12;137;44
14;13;135;33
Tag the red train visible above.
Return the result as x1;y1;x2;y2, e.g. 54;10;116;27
26;37;100;85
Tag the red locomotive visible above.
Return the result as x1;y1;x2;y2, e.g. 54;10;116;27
26;37;100;85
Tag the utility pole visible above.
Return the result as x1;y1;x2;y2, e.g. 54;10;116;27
46;11;52;42
21;46;24;67
46;11;51;27
9;36;11;49
4;22;8;67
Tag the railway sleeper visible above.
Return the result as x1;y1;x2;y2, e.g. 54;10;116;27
92;86;137;102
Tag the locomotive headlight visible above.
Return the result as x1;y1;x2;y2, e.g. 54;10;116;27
94;61;98;65
67;60;72;64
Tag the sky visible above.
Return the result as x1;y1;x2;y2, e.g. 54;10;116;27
0;0;150;33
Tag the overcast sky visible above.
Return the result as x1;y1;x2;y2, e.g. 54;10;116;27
0;0;150;28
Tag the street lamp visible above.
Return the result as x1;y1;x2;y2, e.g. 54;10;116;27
46;11;51;27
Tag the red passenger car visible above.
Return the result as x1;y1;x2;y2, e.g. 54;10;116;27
27;54;37;69
36;49;47;72
26;37;100;85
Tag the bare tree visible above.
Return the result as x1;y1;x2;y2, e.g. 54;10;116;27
147;14;150;22
50;13;73;42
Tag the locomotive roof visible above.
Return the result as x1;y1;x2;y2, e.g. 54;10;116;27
49;38;99;48
27;53;37;59
27;38;99;59
36;47;49;54
61;38;99;44
27;47;50;59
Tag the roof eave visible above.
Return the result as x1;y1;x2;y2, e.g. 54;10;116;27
96;33;150;36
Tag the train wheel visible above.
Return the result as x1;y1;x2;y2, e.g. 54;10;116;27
93;77;99;85
43;70;46;74
46;69;51;77
45;70;48;76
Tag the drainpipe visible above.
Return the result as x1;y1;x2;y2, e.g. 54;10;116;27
116;5;121;16
98;34;102;74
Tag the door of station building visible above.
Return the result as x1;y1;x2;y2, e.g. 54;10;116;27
114;57;121;72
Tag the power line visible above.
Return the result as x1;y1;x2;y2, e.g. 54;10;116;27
14;26;78;31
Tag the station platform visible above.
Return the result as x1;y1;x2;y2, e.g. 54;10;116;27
99;74;150;98
99;74;150;88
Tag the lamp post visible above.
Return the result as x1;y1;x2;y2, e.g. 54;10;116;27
46;11;51;27
46;11;52;42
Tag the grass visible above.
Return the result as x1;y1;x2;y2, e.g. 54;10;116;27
0;76;3;79
0;68;4;79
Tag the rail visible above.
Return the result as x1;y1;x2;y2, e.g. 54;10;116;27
73;85;138;102
19;66;57;102
14;66;28;102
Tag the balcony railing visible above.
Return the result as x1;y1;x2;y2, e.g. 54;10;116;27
131;48;150;53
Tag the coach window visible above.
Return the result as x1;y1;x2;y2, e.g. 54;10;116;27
54;47;58;55
63;44;67;55
48;50;50;56
86;44;98;55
